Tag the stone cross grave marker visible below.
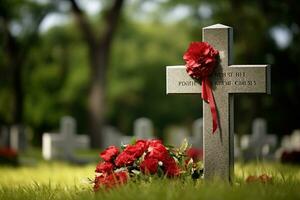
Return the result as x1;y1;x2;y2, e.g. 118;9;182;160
166;24;271;181
42;116;90;160
242;118;277;161
134;118;154;139
252;118;277;157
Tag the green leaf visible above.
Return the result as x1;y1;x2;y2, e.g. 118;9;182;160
179;138;189;154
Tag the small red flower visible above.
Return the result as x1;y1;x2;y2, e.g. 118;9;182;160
115;152;135;167
100;146;119;162
147;141;169;161
246;174;272;183
140;158;159;174
94;175;106;191
114;171;128;184
258;174;272;183
183;42;219;79
95;162;114;174
123;144;145;159
0;148;18;158
187;147;203;162
135;139;149;152
148;139;163;147
94;171;129;191
163;157;180;177
103;171;128;188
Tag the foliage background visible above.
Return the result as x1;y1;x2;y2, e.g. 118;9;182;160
0;0;299;145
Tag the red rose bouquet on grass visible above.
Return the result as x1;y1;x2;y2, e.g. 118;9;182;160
92;139;203;191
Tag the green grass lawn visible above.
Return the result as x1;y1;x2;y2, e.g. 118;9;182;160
0;161;300;200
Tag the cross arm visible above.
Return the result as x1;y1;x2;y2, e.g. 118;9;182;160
166;65;271;95
224;65;271;94
166;66;201;94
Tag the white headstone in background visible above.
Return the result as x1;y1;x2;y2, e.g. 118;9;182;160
42;116;90;161
167;126;189;147
10;125;27;151
252;118;267;139
102;119;156;147
102;126;123;147
134;118;154;139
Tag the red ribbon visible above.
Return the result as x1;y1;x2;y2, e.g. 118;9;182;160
201;78;218;133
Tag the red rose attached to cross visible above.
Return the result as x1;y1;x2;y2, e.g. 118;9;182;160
184;42;219;79
183;42;220;133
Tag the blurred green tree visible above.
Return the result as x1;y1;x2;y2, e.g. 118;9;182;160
64;0;125;148
0;0;53;125
1;0;300;145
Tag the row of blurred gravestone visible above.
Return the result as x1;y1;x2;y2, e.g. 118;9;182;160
100;117;298;162
41;117;157;162
1;116;300;163
237;119;300;161
40;116;294;162
41;116;201;162
103;117;155;146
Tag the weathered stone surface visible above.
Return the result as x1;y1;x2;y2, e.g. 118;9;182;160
167;65;270;94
